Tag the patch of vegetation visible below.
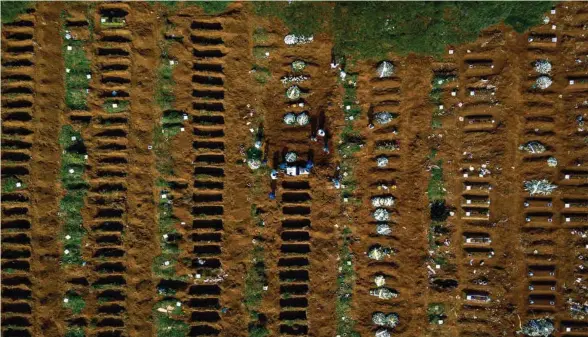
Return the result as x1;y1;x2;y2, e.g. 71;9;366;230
153;300;189;337
252;65;271;84
427;159;445;202
193;1;232;14
1;1;32;23
427;303;447;324
333;2;553;59
245;245;268;337
253;2;552;59
65;327;85;337
63;291;86;315
59;125;89;266
103;99;129;114
2;176;25;193
336;227;360;337
157;43;175;111
62;13;91;111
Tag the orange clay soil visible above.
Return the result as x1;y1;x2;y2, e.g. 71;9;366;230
2;2;588;337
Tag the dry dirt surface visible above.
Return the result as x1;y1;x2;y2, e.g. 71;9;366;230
2;2;588;337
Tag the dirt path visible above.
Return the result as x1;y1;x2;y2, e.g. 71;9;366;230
28;3;64;337
126;3;159;337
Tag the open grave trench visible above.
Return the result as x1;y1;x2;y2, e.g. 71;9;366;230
188;17;227;337
2;2;588;337
1;11;36;337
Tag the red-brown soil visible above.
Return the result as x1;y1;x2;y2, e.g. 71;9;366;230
2;2;588;337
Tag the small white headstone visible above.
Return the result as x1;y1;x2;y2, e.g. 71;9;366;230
66;68;70;73
180;127;185;132
67;46;72;51
65;235;71;240
566;217;571;222
64;298;69;303
448;49;454;55
550;9;556;14
552;37;557;43
570;80;575;85
71;136;77;141
451;91;456;96
69;169;75;174
470;90;475;96
16;182;21;187
552;25;556;30
87;74;91;79
112;103;118;108
565;203;570;208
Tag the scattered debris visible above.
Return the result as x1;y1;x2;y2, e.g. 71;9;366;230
536;75;553;89
520;318;555;337
519;141;547;154
376;61;394;78
373;208;390;221
524;179;557;195
284;34;313;45
286;85;301;100
534;59;552;74
374;112;395;125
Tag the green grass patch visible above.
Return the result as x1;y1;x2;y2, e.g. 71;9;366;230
244;244;268;337
59;125;89;266
253;27;269;44
154;300;189;337
103;99;129;114
333;2;553;59
63;28;91;110
427;303;447;324
65;327;85;337
193;1;232;14
2;176;25;193
252;65;271;84
157;45;175;111
1;1;32;23
427;159;445;201
336;227;360;337
63;291;85;315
